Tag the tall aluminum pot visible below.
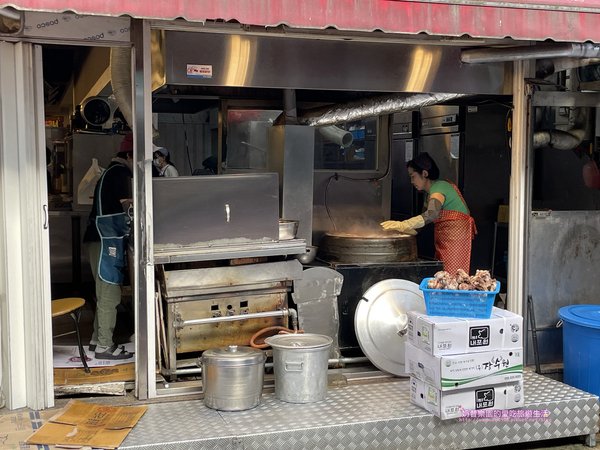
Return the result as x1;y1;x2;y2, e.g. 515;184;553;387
264;333;333;404
201;345;266;411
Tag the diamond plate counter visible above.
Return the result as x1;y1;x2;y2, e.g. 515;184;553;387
121;371;599;450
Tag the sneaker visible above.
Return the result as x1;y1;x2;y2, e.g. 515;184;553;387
88;340;98;352
95;344;134;360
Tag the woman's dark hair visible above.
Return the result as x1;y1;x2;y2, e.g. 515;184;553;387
406;152;440;180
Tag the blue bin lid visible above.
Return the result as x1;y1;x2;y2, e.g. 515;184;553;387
559;305;600;329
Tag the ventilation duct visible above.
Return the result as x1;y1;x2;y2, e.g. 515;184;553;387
461;43;600;64
110;48;133;129
298;93;468;127
110;47;160;138
318;126;353;148
533;107;590;151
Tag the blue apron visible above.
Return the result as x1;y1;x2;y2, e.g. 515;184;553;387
95;166;130;285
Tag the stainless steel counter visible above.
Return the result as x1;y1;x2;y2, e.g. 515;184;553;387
121;371;598;449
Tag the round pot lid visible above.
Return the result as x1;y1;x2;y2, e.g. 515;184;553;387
354;279;425;376
202;345;266;366
265;333;333;350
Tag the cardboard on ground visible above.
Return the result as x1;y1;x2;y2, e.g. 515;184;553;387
26;399;147;449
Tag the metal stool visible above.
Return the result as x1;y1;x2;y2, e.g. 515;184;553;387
51;297;90;373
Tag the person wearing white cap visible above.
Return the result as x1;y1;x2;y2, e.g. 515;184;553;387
153;146;179;177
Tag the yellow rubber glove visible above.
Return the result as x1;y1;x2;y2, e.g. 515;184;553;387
380;215;425;235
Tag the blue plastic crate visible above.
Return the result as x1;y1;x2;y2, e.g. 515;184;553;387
419;278;501;319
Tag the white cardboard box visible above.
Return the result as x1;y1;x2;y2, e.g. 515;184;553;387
405;342;523;391
410;376;524;420
407;307;523;356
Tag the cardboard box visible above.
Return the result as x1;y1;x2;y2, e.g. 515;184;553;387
0;409;57;449
407;307;523;356
54;362;135;386
405;342;523;391
26;399;147;449
410;376;524;420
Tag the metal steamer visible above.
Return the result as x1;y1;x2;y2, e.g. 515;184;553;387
316;231;443;354
319;232;417;264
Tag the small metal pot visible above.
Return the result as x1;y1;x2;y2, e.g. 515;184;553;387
202;345;266;411
279;219;299;240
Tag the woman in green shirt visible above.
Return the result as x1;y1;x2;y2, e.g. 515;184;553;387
381;152;476;274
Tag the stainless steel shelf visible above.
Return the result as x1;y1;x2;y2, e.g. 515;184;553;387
153;239;306;264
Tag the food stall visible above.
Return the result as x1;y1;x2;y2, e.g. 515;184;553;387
1;3;600;448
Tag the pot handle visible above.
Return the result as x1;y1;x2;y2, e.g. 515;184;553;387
284;361;304;372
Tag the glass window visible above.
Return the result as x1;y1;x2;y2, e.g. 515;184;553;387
314;118;378;170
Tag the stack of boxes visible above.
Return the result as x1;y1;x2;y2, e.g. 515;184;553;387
405;307;524;419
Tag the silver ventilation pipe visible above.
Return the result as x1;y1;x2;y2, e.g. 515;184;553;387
110;48;133;129
299;92;468;127
461;43;600;64
533;128;586;150
318;126;353;148
0;7;20;20
283;89;298;124
110;48;160;138
533;107;590;150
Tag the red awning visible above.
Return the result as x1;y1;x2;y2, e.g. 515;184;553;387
2;0;600;43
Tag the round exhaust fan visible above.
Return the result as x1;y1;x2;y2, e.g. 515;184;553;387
80;96;116;129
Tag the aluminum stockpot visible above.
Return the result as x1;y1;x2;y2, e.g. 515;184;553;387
201;345;266;411
265;333;333;404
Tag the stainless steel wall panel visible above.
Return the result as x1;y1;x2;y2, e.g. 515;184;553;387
526;210;600;365
152;174;279;247
159;32;509;95
267;125;315;243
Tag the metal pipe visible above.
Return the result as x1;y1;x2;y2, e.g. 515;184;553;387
283;89;298;124
174;356;371;375
461;43;600;64
0;7;20;20
178;309;289;328
288;307;298;331
318;125;353;148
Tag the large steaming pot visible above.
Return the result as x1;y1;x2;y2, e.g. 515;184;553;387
318;232;417;264
202;345;266;411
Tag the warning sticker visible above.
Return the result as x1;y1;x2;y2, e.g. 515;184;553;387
187;64;213;79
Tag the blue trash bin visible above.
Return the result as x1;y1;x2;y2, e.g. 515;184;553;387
558;305;600;396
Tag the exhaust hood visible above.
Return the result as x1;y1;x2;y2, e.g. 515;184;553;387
151;30;510;96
